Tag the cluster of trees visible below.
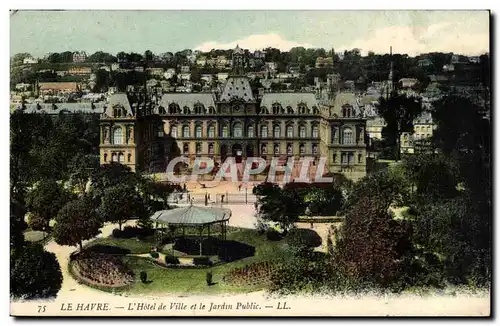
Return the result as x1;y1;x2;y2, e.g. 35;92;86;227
258;92;491;294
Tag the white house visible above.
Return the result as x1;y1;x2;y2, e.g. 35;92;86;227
23;56;38;64
164;69;176;80
179;73;191;81
217;72;229;81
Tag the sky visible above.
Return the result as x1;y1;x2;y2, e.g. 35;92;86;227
10;10;490;57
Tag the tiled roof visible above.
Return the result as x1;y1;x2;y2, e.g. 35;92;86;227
159;93;217;110
260;92;318;110
219;77;255;102
39;82;80;91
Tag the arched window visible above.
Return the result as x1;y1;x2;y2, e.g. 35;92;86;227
182;125;190;138
158;106;166;115
169;103;179;114
195;125;202;138
104;153;108;162
260;107;269;114
194;103;204;114
312;144;318;155
208;106;216;114
222;125;229;137
118;152;125;163
273;125;281;138
261;125;268;138
287;106;294;114
358;153;363;163
113;127;123;144
208;124;215;138
183;143;189;154
287;143;293;155
208;143;214;155
274;144;280;155
342;127;353;144
196;143;202;154
299;125;306;138
312;125;319;138
111;153;117;162
299;144;305;155
312;106;319;114
261;144;267;154
298;103;308;114
171;125;178;138
286;125;293;138
128;153;132;162
182;106;191;115
272;103;282;115
247;125;254;138
233;123;242;137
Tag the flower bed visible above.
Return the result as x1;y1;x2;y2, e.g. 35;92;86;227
71;252;135;288
222;261;277;287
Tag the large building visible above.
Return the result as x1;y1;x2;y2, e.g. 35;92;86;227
98;46;368;180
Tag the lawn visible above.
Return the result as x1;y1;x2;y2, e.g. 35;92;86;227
82;228;291;295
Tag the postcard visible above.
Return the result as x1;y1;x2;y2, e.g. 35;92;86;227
9;9;491;317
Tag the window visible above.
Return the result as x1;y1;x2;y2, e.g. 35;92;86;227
261;144;267;154
183;143;189;154
287;143;293;155
348;152;354;164
287;106;294;114
183;125;190;138
169;103;180;114
159;106;166;115
222;125;229;137
342;127;353;144
128;153;132;162
248;125;254;137
171;126;178;138
312;125;319;138
312;144;318;155
208;107;216;114
195;125;202;138
261;125;268;138
196;143;202;154
299;125;306;138
298;104;308;114
272;103;282;115
208;125;215;138
312;106;319;114
273;125;281;138
341;153;347;164
111;153;117;162
208;143;214;155
194;104;204;114
113;127;123;144
182;106;190;115
333;153;337;163
286;125;293;138
104;153;108;162
358;153;363;163
261;107;269;114
274;144;280;155
233;123;242;137
299;144;305;155
118;152;124;163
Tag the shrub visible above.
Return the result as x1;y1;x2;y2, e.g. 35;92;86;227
287;228;322;249
140;271;147;283
206;271;213;286
111;228;121;238
112;226;153;239
150;251;159;259
193;256;212;266
165;255;180;265
266;229;282;241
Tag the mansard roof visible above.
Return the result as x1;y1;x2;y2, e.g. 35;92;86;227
331;92;362;117
260;92;318;109
159;93;217;110
105;93;134;116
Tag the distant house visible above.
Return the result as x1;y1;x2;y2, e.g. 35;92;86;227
451;54;469;64
68;67;92;75
23;56;38;64
288;63;300;74
111;63;120;71
469;56;481;64
196;56;207;67
264;62;278;72
216;56;230;69
179;73;191;81
187;54;197;64
253;50;266;59
398;78;418;88
15;83;31;91
134;66;144;72
72;51;87;63
39;82;81;95
147;67;165;77
417;57;432;67
217;72;229;81
164;69;176;80
180;65;190;73
443;64;455;72
201;74;213;84
315;57;334;68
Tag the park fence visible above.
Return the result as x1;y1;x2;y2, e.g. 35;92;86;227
167;191;258;206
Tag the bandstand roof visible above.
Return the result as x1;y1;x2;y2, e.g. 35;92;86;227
150;206;231;226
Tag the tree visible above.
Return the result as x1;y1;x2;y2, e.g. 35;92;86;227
53;197;103;251
99;183;143;230
86;51;117;63
376;91;424;161
10;244;63;300
10;197;27;253
90;163;136;204
68;153;99;195
26;179;72;230
257;186;301;229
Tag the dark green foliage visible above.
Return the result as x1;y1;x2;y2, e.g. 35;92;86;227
140;271;148;283
26;179;72;229
10;197;28;253
150;251;159;259
206;271;213;286
193;256;213;266
287;228;322;249
10;244;63;300
112;226;154;239
165;255;180;265
99;183;144;230
53;197;103;251
266;229;282;242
